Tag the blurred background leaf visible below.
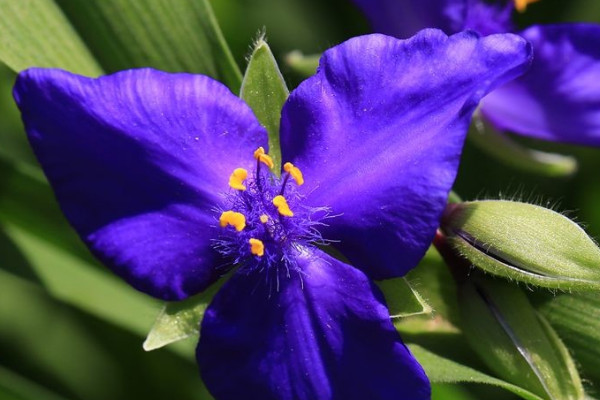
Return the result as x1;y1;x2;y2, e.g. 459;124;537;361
0;0;101;76
0;0;599;399
54;0;241;90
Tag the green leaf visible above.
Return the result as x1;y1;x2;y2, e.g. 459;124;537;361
409;344;545;400
144;245;432;351
377;278;432;318
406;247;461;325
457;276;585;400
55;0;241;90
0;0;102;75
0;266;210;400
0;365;72;400
0;158;99;263
431;384;479;400
444;200;600;291
144;280;224;351
469;113;577;177
240;38;289;171
536;293;600;389
0;223;159;337
448;190;463;204
284;50;319;77
0;66;38;166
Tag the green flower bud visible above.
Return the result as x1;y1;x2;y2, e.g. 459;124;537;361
443;200;600;291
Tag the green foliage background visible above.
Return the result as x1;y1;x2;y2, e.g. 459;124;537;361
0;0;599;399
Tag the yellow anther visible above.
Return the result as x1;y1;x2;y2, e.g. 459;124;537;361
260;214;269;224
273;195;294;217
514;0;540;12
219;211;246;232
253;147;274;169
283;162;304;186
249;238;265;257
228;168;248;191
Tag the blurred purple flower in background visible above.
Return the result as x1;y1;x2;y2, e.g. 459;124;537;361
13;30;530;400
353;0;600;146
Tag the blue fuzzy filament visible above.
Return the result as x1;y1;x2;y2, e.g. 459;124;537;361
213;164;330;288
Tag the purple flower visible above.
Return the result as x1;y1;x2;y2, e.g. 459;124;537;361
353;0;600;146
13;31;530;400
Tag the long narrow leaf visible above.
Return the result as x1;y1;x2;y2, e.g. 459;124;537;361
410;345;545;400
55;0;241;90
537;293;600;388
1;223;159;337
0;0;101;75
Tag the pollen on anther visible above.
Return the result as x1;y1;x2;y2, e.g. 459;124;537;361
273;195;294;217
253;147;274;169
514;0;540;12
283;162;304;186
260;214;269;223
249;238;265;257
219;211;246;231
228;168;248;190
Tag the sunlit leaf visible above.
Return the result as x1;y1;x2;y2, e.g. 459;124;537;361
458;276;584;400
0;268;209;400
55;0;241;90
410;344;545;400
0;0;101;75
1;223;159;337
406;248;461;325
144;280;224;352
377;278;432;318
431;383;479;400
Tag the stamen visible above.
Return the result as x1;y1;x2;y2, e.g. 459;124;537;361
249;238;265;257
273;195;294;217
260;214;269;224
228;168;248;191
283;162;304;186
219;211;246;231
514;0;540;12
253;147;274;169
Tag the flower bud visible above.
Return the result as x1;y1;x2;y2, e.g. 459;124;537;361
443;200;600;291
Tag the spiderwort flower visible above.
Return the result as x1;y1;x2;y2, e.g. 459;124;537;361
13;30;531;400
353;0;600;146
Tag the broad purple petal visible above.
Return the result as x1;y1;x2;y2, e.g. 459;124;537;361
280;31;532;280
480;24;600;146
463;0;514;36
14;68;267;300
351;0;513;38
197;248;430;400
352;0;466;38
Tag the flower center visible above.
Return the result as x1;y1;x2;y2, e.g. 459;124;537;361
213;147;325;276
